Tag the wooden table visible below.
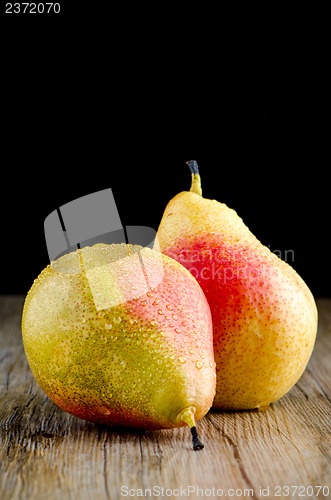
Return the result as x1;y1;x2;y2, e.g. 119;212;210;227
0;296;330;500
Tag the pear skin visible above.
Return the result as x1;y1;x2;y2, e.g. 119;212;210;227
22;244;215;450
155;162;318;410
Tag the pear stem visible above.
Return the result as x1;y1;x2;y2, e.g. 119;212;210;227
177;406;204;451
186;160;202;197
191;426;204;451
187;160;199;175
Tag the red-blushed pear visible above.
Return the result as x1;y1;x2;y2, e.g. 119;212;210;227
22;244;215;450
155;161;318;410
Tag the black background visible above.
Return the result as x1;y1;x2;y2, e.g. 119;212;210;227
1;150;328;297
0;10;329;297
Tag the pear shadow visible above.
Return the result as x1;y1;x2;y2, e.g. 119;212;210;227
2;393;150;445
207;403;275;417
2;392;204;457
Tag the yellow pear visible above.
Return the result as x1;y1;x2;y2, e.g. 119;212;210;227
22;244;216;449
155;161;318;410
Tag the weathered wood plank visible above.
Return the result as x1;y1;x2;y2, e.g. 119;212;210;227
0;296;330;500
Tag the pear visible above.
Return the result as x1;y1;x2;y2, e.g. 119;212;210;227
22;244;215;450
155;161;318;410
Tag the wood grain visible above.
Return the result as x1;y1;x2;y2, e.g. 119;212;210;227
0;295;330;500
